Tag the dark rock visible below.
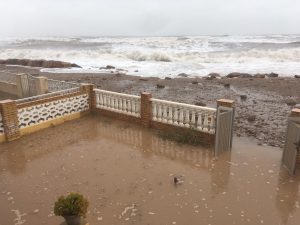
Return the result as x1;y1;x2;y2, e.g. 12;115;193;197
208;73;221;79
191;81;198;84
254;74;266;78
240;95;247;101
247;115;256;122
105;65;115;69
224;83;230;88
165;77;172;80
285;99;297;106
177;73;188;78
194;101;207;107
139;78;148;81
295;75;300;79
156;84;165;89
267;72;279;78
227;72;252;78
0;58;81;68
134;70;139;72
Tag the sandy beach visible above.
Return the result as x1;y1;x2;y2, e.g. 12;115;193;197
1;65;300;148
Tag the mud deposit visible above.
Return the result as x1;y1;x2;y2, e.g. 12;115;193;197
0;115;300;225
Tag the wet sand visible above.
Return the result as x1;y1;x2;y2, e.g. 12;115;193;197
1;65;300;148
0;115;299;225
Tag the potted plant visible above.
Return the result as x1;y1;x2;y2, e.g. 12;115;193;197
54;193;89;225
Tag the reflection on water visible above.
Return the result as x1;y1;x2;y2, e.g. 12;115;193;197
0;115;300;225
276;170;300;225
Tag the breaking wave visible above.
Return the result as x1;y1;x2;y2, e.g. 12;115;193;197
1;35;300;77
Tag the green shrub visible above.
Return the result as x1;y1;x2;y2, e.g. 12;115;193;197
54;193;89;217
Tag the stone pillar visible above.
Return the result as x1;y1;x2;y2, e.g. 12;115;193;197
0;100;20;141
291;108;300;168
141;92;152;127
216;99;235;150
35;76;48;95
15;73;27;98
80;83;95;110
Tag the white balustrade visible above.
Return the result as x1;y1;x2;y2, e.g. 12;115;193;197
94;89;141;117
151;98;216;134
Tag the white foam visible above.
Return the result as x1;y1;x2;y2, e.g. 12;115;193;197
1;35;300;77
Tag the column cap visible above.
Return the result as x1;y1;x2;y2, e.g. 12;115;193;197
217;99;235;108
291;108;300;117
0;99;15;104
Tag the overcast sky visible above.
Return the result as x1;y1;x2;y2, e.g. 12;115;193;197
0;0;299;37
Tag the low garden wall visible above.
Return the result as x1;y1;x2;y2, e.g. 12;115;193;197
0;82;235;155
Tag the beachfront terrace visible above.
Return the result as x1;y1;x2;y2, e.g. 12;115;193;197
1;115;300;225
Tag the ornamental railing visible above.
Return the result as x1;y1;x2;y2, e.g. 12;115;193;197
48;79;79;92
0;72;16;84
151;98;216;134
94;89;141;117
16;87;80;104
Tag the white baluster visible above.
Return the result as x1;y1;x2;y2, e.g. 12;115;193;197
168;106;173;124
112;96;115;110
153;103;157;121
210;114;216;134
123;99;126;112
119;98;123;111
115;97;119;111
157;104;162;121
184;109;190;127
106;95;110;109
127;99;132;114
191;111;196;127
173;107;179;125
163;105;168;123
132;99;136;116
203;113;209;132
197;112;203;130
103;95;108;108
179;108;184;126
99;93;103;107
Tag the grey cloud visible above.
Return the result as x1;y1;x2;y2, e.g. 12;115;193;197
0;0;299;37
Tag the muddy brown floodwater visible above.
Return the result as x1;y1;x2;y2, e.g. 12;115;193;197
0;115;300;225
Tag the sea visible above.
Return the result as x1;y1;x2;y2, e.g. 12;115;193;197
0;35;300;78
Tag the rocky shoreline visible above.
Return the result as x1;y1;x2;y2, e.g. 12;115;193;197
0;59;81;69
1;64;300;149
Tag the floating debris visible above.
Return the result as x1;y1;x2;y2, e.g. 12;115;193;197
12;209;26;225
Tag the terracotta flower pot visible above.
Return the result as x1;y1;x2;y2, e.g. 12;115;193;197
63;215;81;225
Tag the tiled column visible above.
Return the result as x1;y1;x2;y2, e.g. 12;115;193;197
0;100;20;141
35;76;48;95
80;83;95;110
216;99;235;151
141;92;152;127
15;73;27;98
291;108;300;168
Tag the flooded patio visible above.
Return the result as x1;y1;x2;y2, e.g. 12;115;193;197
0;115;299;225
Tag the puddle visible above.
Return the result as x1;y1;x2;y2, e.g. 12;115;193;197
0;115;299;225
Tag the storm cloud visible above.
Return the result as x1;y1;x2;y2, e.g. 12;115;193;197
0;0;299;37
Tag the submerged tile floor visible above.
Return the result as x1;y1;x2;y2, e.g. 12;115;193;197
0;115;299;225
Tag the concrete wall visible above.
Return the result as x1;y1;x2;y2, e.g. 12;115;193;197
0;81;18;97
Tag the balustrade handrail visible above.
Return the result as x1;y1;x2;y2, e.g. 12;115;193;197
94;89;140;99
151;98;216;112
16;87;80;104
